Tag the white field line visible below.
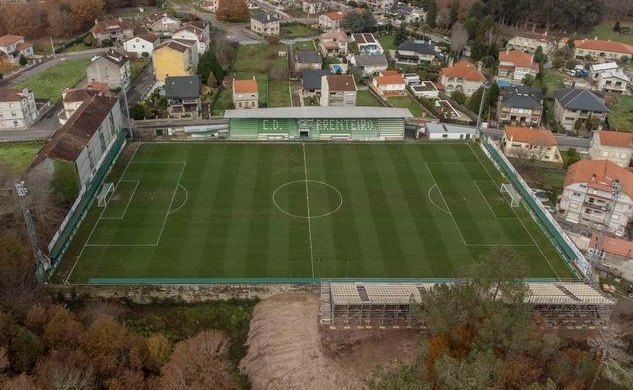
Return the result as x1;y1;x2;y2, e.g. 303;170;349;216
424;163;467;247
154;162;186;246
302;143;315;278
167;184;189;215
473;180;515;220
64;143;143;284
427;184;451;215
467;143;561;278
100;180;140;220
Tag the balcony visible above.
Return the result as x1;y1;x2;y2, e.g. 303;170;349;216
584;201;609;212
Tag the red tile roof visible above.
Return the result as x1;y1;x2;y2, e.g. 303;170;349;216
440;60;485;81
0;87;27;102
16;42;32;51
0;34;23;46
499;50;538;70
590;233;633;258
154;40;189;53
505;126;557;146
325;10;349;21
564;159;633;199
574;39;633;55
374;74;405;86
233;79;258;93
596;130;633;148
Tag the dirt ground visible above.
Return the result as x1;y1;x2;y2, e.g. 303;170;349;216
240;293;418;390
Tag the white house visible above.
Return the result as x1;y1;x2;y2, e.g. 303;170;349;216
320;74;356;107
173;22;210;54
123;33;160;58
31;95;123;190
559;159;633;237
350;33;383;55
590;62;618;79
147;13;182;35
574;39;633;61
349;54;388;77
423;123;477;140
597;69;630;94
589;130;633;167
371;71;406;97
0;35;33;64
85;50;131;90
440;60;486;97
497;50;539;83
506;35;552;54
318;10;349;30
502;126;562;163
0;87;37;129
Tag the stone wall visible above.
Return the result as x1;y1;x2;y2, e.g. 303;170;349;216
49;283;320;304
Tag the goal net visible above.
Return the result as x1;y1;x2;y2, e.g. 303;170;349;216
500;183;521;208
97;183;114;207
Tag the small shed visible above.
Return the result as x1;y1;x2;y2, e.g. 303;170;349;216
423;122;478;140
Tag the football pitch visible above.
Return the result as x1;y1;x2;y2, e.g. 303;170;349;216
58;142;574;283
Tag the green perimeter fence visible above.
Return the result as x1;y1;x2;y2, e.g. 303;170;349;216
47;131;128;277
480;138;588;279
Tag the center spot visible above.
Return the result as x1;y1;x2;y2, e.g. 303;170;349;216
272;180;343;219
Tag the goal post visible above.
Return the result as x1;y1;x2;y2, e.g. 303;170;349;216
97;183;114;207
500;183;521;208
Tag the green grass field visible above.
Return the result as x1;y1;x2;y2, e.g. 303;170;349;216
57;143;574;283
15;58;91;103
0;141;43;173
607;95;633;131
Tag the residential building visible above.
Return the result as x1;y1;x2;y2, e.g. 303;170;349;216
590;62;618;79
85;50;131;90
152;40;196;82
506;35;552;54
589;130;633;167
91;18;134;44
358;0;394;10
440;60;486;97
350;33;383;55
497;50;539;83
319;10;349;30
165;76;202;119
31;95;123;189
424;123;477;140
302;69;331;96
410;81;439;99
395;40;436;64
0;88;37;129
320;74;356;106
388;3;426;23
596;69;630;94
559;159;633;237
147;13;182;35
574;39;633;61
589;233;633;263
502;126;562;163
302;0;322;14
371;70;406;97
250;11;281;37
123;33;160;58
497;85;543;126
232;78;259;109
403;74;421;85
0;35;33;64
294;50;322;72
319;30;348;56
349;53;388;77
553;88;609;132
59;83;110;125
200;0;219;11
173;21;211;54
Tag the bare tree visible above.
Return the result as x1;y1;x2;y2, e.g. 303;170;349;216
588;322;633;390
450;22;468;55
158;330;236;390
35;354;95;390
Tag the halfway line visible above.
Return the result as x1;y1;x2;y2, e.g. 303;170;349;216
302;143;315;278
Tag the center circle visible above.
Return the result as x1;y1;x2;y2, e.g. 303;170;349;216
272;180;343;219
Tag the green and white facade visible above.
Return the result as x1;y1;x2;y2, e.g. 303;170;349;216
224;107;412;141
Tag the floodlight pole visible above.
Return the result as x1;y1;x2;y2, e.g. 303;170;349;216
14;182;49;281
121;85;133;140
476;81;490;141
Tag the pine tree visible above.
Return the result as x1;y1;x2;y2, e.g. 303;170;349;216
427;0;437;28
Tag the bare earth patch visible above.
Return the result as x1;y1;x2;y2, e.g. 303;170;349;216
240;293;418;390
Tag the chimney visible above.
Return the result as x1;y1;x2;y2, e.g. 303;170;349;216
118;17;123;23
448;56;454;67
95;19;99;25
506;48;510;54
477;61;483;72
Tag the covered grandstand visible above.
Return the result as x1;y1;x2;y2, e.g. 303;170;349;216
223;107;412;140
320;281;616;329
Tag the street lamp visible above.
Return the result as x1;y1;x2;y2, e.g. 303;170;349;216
476;81;491;140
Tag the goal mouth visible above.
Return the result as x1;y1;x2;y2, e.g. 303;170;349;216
500;183;521;208
97;183;114;207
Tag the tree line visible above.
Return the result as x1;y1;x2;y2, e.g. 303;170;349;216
0;0;155;39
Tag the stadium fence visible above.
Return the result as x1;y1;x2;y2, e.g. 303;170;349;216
46;132;128;277
479;138;589;279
